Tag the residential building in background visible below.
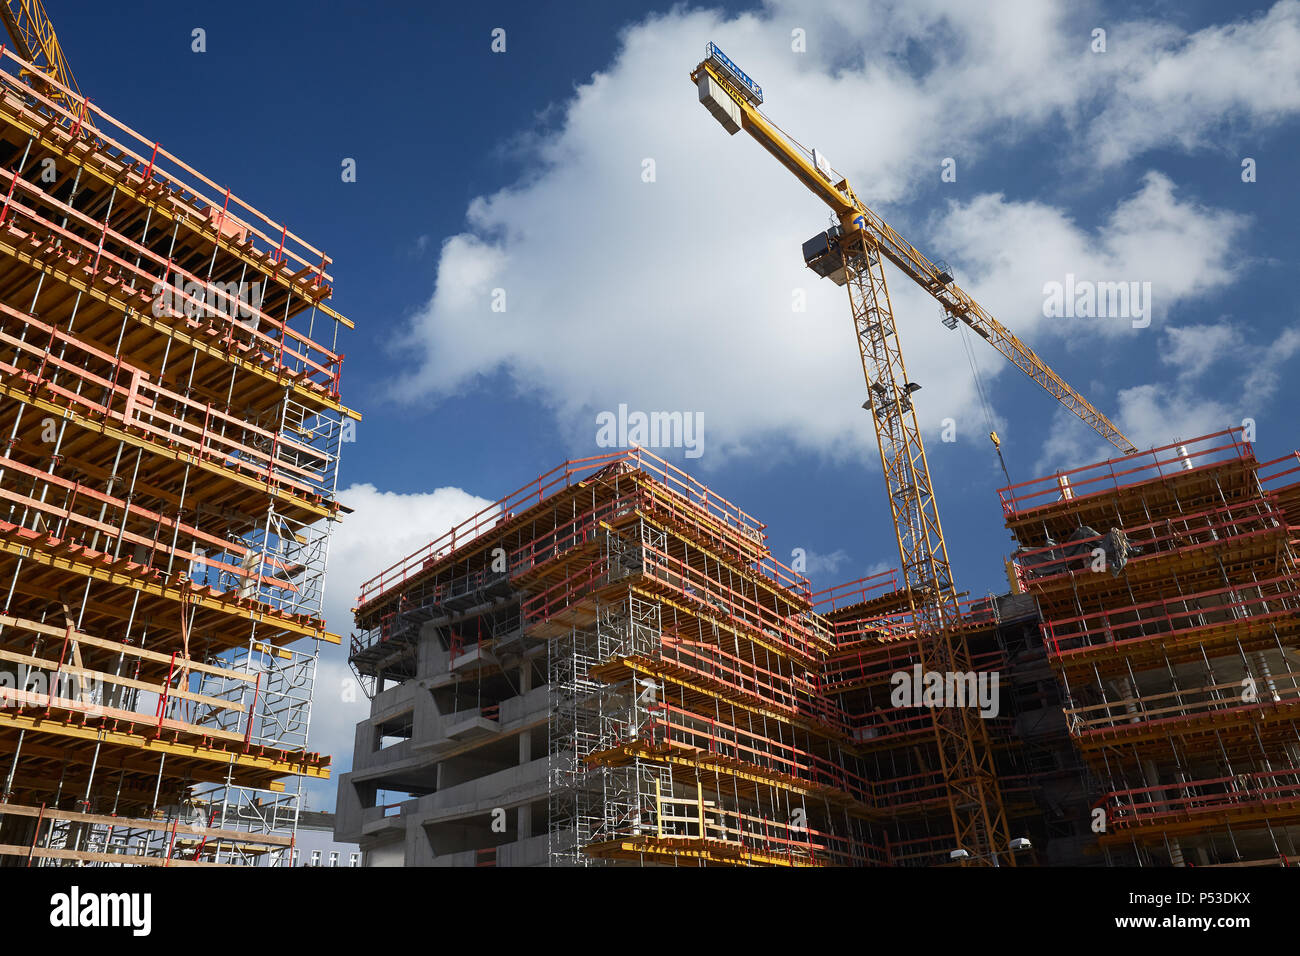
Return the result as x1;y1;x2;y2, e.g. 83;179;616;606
292;812;359;867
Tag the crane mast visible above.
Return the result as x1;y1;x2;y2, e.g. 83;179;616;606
840;224;1011;862
691;42;1133;863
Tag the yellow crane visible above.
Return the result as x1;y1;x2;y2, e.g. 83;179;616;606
1;0;86;117
692;43;1137;864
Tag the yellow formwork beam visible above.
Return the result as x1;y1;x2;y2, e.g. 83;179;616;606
0;377;336;523
0;222;359;422
590;742;874;818
0;801;294;846
641;585;824;667
0;709;327;782
637;511;814;615
0;536;339;645
591;655;838;741
584;837;819;867
0;93;356;332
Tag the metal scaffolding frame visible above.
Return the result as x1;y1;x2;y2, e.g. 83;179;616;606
354;450;1012;866
1002;428;1300;866
0;43;353;866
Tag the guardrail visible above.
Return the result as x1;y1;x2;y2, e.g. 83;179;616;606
0;44;332;286
997;429;1250;518
358;448;770;608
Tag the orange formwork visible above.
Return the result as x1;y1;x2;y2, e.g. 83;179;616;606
351;450;1025;866
1003;427;1300;866
0;43;355;866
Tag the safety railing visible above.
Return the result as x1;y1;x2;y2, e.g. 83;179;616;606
358;448;769;608
812;569;899;613
645;792;888;866
520;558;612;628
1259;451;1300;494
1066;673;1300;736
997;429;1250;518
658;634;849;731
0;304;335;500
644;700;875;805
873;767;952;812
0;168;340;392
820;640;922;694
0;613;267;748
1100;768;1300;832
1011;499;1284;585
0;44;333;287
639;483;806;597
638;542;829;660
1043;575;1300;657
824;591;1003;648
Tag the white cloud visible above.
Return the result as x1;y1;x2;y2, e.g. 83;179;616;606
797;547;850;578
1034;322;1300;471
1161;323;1243;378
1113;383;1237;451
934;172;1247;342
386;1;1285;473
1089;1;1300;167
303;481;494;810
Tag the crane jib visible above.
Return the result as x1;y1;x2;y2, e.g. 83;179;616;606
705;42;763;105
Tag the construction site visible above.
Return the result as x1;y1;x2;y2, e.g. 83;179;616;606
338;430;1300;868
0;5;1291;876
333;42;1300;868
0;6;355;865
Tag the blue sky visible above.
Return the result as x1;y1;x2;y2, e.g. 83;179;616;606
57;1;1300;808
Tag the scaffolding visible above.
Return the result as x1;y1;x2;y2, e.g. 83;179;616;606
1001;428;1300;866
0;44;355;865
348;432;1300;866
351;449;1029;866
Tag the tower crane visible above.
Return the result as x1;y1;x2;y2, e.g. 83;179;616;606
1;0;84;113
692;43;1138;864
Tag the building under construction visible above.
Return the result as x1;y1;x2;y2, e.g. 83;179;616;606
337;36;1300;851
338;429;1300;867
0;43;355;866
1003;429;1300;866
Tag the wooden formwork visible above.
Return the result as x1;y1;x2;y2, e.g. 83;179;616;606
0;44;353;865
1004;427;1300;865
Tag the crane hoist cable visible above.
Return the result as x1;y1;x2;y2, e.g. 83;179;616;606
957;317;1012;485
958;315;995;435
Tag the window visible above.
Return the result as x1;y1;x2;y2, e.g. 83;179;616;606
328;851;339;868
310;850;321;867
349;853;360;868
291;849;300;867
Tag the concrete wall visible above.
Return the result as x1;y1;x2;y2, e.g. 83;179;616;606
335;614;552;866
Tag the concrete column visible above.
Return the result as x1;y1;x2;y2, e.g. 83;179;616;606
1143;758;1185;867
518;663;533;839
